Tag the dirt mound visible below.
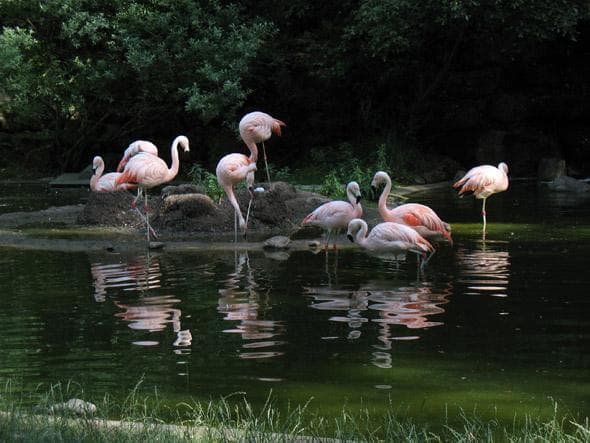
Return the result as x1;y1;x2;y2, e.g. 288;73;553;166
76;182;329;238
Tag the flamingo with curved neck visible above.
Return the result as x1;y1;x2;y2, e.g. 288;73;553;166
302;181;363;249
372;171;452;244
116;135;190;242
239;111;285;186
453;162;509;235
347;218;434;266
90;156;136;192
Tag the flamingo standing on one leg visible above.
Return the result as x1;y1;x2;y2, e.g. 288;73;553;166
116;135;190;242
239;111;286;187
301;181;363;249
453;162;509;234
90;156;137;192
347;218;434;270
216;140;258;241
116;140;158;172
371;171;452;245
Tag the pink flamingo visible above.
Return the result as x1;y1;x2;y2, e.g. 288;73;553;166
346;218;434;268
301;181;363;249
453;162;509;234
216;140;258;241
116;140;158;172
90;156;137;192
116;135;190;242
239;111;286;186
372;171;452;245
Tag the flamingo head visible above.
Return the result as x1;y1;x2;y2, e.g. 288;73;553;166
347;233;354;243
347;181;362;204
92;156;103;174
498;162;508;174
176;135;190;152
271;119;286;136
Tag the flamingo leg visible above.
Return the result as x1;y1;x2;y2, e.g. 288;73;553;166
262;141;272;188
244;196;253;237
133;207;158;239
144;191;151;242
324;229;332;250
234;209;238;243
421;250;436;269
482;197;488;234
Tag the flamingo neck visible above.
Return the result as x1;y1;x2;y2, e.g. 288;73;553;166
246;141;258;163
378;175;392;218
355;221;369;246
89;164;104;191
166;138;182;181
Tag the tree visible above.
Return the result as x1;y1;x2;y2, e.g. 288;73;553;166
0;0;273;170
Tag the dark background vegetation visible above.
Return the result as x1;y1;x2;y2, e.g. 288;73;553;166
1;0;589;182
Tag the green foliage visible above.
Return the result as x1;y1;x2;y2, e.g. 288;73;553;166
0;0;274;169
188;164;224;203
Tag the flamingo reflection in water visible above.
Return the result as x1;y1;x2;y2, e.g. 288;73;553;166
306;280;451;368
217;251;285;359
456;241;511;298
90;254;192;351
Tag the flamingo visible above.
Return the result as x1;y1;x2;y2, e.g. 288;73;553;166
216;140;258;241
239;111;286;186
116;140;158;172
346;218;434;268
301;181;363;249
453;162;509;234
371;171;452;244
116;135;190;242
90;156;137;192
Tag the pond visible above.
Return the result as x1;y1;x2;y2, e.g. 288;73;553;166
0;180;589;428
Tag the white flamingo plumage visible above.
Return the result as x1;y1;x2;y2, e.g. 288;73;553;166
453;162;509;233
302;181;363;249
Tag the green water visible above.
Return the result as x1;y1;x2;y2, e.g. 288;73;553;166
0;181;589;427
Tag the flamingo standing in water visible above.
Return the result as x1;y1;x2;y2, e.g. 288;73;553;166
372;171;452;244
216;138;258;241
347;218;434;268
116;140;158;172
90;156;137;192
301;181;363;249
239;111;286;187
116;135;190;242
453;162;509;234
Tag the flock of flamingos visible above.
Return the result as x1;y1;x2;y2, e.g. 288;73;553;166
89;110;509;267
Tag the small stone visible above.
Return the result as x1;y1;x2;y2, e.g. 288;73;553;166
49;398;97;415
263;235;291;249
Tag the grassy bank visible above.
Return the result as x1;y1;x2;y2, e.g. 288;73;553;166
0;381;588;442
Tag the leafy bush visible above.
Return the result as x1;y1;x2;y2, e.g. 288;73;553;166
188;164;225;203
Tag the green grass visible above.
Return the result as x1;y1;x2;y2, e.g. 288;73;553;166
0;380;588;442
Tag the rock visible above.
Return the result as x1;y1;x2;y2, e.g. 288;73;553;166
263;235;291;250
538;158;566;181
49;398;97;415
160;193;217;217
547;175;590;193
161;183;204;198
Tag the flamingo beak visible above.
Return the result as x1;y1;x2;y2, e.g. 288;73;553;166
347;234;354;243
356;195;362;204
248;186;255;198
370;185;377;198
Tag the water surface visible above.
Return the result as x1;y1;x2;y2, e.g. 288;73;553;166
0;181;589;427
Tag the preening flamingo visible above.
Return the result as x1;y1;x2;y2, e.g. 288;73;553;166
216;144;258;241
347;218;434;268
116;135;190;242
371;171;452;244
239;111;285;186
453;162;509;234
90;156;137;192
116;140;158;172
302;181;363;249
